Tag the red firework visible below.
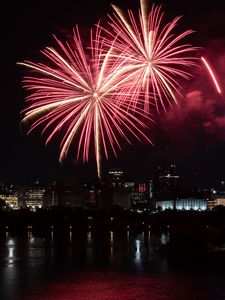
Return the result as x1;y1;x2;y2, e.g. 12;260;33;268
18;25;152;178
101;0;197;113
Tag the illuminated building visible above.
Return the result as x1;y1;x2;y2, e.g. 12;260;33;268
149;180;153;199
43;182;59;207
207;189;225;209
156;198;207;211
0;194;18;209
0;184;19;209
155;200;174;210
17;182;46;209
176;198;207;210
108;168;124;188
207;198;225;209
124;181;135;189
130;181;149;211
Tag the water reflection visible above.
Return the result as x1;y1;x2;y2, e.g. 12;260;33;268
126;230;130;242
27;230;33;241
86;231;94;263
69;231;72;243
5;231;9;239
0;230;224;299
135;239;141;263
1;230;169;270
87;231;92;244
110;231;114;243
50;230;54;242
2;236;18;300
161;232;170;245
110;231;114;263
7;238;15;266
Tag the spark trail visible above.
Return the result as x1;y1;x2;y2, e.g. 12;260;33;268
201;56;222;94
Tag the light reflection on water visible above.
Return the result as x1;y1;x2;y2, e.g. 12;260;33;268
0;230;225;299
110;231;114;263
161;232;170;245
7;238;15;266
135;238;141;263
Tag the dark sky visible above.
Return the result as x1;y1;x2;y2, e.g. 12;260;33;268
2;0;225;185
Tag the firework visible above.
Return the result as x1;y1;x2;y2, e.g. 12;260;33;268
201;56;222;94
102;0;197;112
18;26;152;178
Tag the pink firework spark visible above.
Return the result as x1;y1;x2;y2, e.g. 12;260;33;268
18;26;153;178
201;56;222;94
101;0;197;113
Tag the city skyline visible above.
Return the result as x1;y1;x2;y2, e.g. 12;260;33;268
2;0;225;184
1;3;225;300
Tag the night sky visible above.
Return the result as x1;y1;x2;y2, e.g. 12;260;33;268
2;0;225;185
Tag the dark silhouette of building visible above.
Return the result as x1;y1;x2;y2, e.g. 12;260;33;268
153;164;180;209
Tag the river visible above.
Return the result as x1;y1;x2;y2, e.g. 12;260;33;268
0;229;224;299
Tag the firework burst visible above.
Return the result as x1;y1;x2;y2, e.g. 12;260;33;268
102;0;197;113
18;26;152;178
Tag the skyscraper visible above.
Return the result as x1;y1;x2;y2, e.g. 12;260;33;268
153;164;180;207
